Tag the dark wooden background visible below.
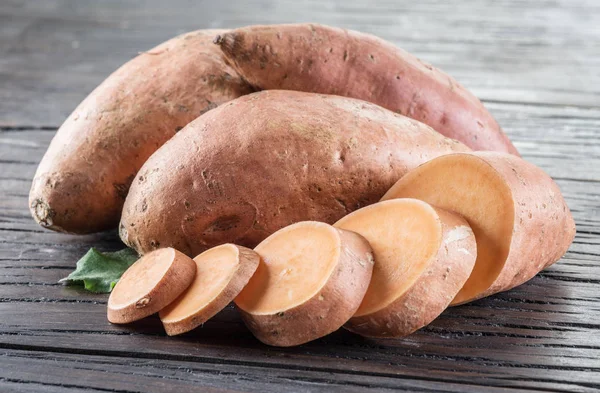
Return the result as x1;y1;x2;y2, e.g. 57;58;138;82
1;0;599;392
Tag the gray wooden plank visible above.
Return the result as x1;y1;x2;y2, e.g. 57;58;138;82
1;282;599;349
1;348;548;393
1;302;598;392
0;380;100;393
1;0;600;126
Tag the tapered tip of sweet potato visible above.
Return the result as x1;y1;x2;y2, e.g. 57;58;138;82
213;32;235;49
212;32;243;75
212;34;224;45
29;171;120;234
212;32;242;66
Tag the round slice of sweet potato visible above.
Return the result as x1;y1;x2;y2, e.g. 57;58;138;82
235;221;374;347
381;152;576;304
107;248;196;324
335;199;476;338
159;244;260;336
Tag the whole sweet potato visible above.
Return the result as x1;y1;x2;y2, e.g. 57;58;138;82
30;30;253;234
120;90;469;256
215;23;518;154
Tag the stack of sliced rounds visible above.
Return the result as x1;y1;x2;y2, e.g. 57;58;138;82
335;199;477;338
159;244;260;336
108;248;196;324
235;221;374;347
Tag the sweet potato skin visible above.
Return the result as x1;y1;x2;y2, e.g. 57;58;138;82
119;90;469;256
382;152;576;301
475;152;576;297
215;23;518;155
30;30;253;234
238;225;374;347
344;205;476;338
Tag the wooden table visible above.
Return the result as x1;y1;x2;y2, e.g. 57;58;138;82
1;1;599;392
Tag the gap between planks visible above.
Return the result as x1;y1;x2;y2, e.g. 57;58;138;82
0;344;596;393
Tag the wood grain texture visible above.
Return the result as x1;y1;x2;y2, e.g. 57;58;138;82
2;348;537;393
1;0;599;126
1;0;599;392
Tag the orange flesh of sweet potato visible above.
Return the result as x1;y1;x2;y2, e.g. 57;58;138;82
381;152;576;304
159;244;259;336
215;23;518;155
107;248;196;324
235;221;374;347
237;226;338;313
334;199;476;337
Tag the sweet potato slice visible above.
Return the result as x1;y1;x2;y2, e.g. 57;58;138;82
334;199;476;337
107;248;196;324
159;244;260;336
235;221;374;347
381;152;576;304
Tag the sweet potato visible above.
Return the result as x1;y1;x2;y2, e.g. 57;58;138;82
235;221;373;346
159;244;260;336
334;199;476;338
107;248;196;324
382;152;576;304
30;30;253;234
215;23;517;154
119;90;469;256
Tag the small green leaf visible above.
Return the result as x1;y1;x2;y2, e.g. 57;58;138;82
60;248;140;293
